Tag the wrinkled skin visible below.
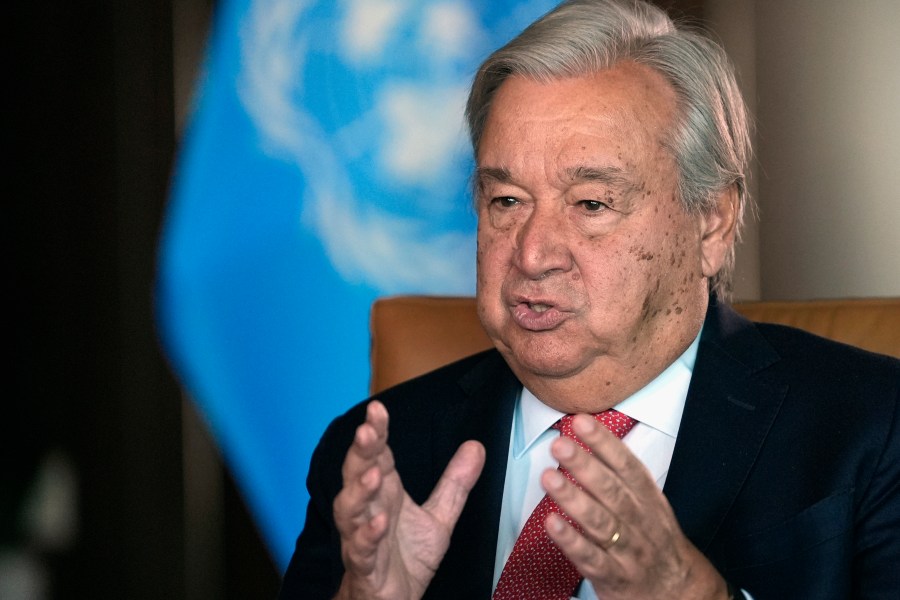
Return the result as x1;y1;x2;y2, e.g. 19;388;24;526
475;63;736;414
332;62;737;600
333;401;485;600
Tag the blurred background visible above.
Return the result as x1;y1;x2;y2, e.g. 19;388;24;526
10;0;899;598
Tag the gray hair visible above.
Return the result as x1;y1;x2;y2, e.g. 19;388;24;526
465;0;751;298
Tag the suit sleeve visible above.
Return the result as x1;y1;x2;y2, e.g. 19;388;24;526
278;417;355;599
852;379;900;598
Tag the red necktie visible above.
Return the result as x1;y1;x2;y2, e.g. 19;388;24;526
492;410;637;600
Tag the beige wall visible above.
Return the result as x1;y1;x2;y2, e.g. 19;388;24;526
706;0;760;301
709;0;900;301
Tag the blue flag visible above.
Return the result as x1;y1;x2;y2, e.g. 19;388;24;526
158;0;556;569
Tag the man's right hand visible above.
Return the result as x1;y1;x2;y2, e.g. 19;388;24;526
332;400;486;600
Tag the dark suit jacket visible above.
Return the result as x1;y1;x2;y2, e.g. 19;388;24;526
279;300;900;599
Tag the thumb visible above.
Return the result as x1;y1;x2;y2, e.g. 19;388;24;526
422;441;486;529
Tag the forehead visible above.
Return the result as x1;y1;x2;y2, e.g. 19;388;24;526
478;62;678;167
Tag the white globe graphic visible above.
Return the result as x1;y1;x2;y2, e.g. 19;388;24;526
236;0;553;294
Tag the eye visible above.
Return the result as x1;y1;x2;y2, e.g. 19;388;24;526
486;195;525;229
578;200;608;212
492;196;519;208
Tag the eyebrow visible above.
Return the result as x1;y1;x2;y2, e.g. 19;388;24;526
475;165;637;192
474;166;512;184
565;165;635;190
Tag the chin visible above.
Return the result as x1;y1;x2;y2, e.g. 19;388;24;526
502;343;585;380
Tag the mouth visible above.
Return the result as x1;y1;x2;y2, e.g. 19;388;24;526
528;302;552;313
510;299;566;331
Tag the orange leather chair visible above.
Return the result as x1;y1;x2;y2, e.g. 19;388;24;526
369;296;900;394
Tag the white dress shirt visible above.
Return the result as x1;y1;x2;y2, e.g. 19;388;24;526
492;332;699;599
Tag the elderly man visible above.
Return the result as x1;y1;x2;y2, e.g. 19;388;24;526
279;1;900;598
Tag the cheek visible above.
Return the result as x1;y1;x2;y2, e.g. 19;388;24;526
475;229;505;291
604;226;681;301
575;242;639;310
475;232;510;336
639;224;704;317
475;240;489;291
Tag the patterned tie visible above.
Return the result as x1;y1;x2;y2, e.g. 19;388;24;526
492;410;637;600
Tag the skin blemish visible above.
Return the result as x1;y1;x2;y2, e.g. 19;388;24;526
473;66;702;405
640;294;652;322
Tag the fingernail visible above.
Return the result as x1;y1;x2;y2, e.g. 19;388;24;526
547;513;565;533
573;414;596;435
556;438;575;459
546;469;565;490
362;466;379;489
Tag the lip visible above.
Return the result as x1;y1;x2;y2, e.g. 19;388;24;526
510;298;568;331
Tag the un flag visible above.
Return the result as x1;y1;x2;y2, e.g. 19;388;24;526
157;0;556;569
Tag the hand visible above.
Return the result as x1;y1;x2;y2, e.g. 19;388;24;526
542;414;730;600
333;400;486;600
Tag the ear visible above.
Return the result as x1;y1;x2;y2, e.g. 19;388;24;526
699;185;738;278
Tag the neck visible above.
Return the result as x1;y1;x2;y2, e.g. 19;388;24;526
512;313;705;414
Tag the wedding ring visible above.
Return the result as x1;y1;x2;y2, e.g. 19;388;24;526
604;529;621;550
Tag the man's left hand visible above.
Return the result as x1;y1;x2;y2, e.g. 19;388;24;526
543;413;731;600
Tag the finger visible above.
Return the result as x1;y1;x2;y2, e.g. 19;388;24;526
422;440;486;529
341;508;391;575
553;418;685;559
341;401;392;483
542;465;624;550
334;405;398;533
544;512;621;584
551;434;633;513
549;431;667;553
334;463;384;533
571;414;658;495
554;418;656;521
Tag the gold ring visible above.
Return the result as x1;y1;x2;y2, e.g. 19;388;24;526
605;529;621;550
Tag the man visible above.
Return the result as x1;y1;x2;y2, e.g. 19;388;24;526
279;1;900;598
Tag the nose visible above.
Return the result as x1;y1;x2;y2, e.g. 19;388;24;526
513;205;573;280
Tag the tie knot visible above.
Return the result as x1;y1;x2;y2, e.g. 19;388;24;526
553;410;636;450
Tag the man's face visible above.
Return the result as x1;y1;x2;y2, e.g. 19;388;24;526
475;63;731;411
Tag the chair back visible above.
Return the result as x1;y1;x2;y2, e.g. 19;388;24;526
369;296;900;394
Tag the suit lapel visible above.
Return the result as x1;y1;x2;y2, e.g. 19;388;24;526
664;300;787;551
423;302;783;594
426;351;519;599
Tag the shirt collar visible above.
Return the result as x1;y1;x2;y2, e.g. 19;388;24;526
514;328;701;457
514;389;564;459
